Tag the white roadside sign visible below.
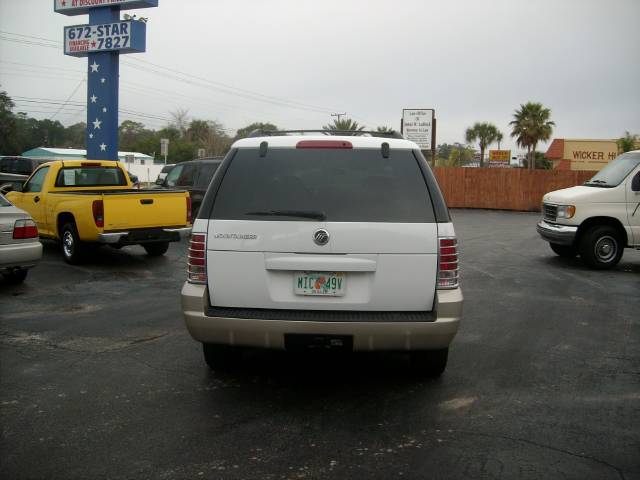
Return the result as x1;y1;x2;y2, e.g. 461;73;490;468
402;109;434;150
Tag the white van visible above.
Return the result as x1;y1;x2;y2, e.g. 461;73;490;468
181;131;463;376
537;150;640;269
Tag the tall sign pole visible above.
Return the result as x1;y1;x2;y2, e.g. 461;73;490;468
55;0;158;161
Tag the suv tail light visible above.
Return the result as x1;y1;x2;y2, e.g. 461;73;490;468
92;200;104;228
187;196;192;223
13;219;38;239
187;233;207;284
437;237;459;289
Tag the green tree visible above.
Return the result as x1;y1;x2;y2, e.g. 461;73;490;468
617;131;639;153
465;122;502;167
509;102;555;170
322;118;365;135
234;122;278;140
0;88;20;154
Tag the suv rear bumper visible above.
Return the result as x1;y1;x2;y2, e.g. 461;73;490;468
181;283;462;351
536;220;578;246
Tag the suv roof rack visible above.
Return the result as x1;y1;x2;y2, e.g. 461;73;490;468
246;129;404;140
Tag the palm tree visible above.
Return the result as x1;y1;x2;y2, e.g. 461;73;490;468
509;102;555;170
322;118;365;135
465;122;502;167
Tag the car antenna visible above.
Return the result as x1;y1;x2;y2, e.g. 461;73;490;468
259;141;268;157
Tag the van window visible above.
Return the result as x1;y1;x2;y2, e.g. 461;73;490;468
212;148;436;223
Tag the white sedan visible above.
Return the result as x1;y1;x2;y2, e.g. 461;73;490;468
0;193;42;284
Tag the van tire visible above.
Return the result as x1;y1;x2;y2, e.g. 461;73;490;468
550;243;577;258
578;225;623;270
409;348;448;377
202;343;240;371
60;222;85;264
143;242;169;256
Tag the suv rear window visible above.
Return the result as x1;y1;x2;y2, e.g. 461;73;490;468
211;148;435;222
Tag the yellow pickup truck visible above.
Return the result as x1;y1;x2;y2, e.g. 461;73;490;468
6;160;191;263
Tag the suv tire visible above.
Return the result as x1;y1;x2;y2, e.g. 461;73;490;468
409;348;448;378
203;343;240;371
578;225;624;270
60;222;85;264
550;243;577;258
143;242;169;256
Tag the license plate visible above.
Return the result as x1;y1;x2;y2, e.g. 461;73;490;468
294;271;345;296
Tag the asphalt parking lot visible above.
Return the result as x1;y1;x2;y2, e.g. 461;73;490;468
1;209;639;480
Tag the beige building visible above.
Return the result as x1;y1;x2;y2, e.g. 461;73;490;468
545;139;619;171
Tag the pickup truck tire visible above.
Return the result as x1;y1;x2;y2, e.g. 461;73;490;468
202;343;240;371
550;243;578;258
143;242;169;256
579;225;623;270
2;268;28;284
60;222;85;264
409;348;448;378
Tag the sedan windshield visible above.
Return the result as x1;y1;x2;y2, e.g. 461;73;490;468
585;151;640;187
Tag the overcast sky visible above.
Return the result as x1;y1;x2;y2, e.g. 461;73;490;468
1;0;639;153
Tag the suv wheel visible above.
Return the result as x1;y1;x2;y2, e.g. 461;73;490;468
409;348;449;378
579;225;624;270
202;343;240;371
549;243;577;258
143;242;169;256
60;222;85;264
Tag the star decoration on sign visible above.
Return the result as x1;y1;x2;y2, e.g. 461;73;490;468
90;61;100;73
90;95;97;103
100;143;107;152
93;118;102;129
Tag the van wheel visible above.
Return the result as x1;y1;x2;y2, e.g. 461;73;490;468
409;348;448;378
143;242;169;256
2;268;28;284
202;343;239;371
579;225;623;270
549;243;577;258
60;222;85;264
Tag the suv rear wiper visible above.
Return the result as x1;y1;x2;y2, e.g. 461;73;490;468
245;210;327;221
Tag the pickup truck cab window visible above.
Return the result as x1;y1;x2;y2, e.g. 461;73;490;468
55;167;127;187
23;167;49;193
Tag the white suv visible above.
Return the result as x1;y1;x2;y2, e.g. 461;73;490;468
181;131;463;376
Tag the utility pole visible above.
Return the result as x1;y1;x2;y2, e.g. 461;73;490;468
331;113;346;123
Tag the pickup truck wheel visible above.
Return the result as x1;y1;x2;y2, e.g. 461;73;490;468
409;348;448;378
2;268;28;284
202;343;240;371
550;243;578;258
60;222;85;264
579;225;623;270
143;242;169;256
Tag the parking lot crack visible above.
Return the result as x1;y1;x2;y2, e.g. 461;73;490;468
455;430;626;480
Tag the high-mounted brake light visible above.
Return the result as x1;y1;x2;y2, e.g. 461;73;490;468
186;196;192;223
92;199;104;228
13;219;38;239
437;237;459;289
296;140;353;149
187;233;207;284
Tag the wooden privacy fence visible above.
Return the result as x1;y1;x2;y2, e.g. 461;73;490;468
433;167;597;212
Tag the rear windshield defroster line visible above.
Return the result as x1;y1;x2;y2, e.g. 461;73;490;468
210;148;438;223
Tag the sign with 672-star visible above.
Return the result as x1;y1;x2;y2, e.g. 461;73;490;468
64;20;146;56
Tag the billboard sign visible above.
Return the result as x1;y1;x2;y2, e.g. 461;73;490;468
402;109;434;150
54;0;158;16
489;150;511;163
64;20;146;56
